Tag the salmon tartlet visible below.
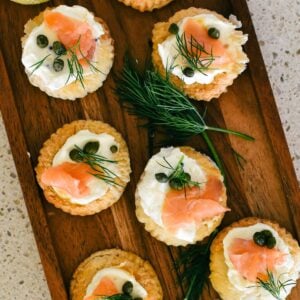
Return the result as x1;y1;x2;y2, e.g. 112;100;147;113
152;7;249;101
70;249;163;300
21;5;114;100
135;146;228;246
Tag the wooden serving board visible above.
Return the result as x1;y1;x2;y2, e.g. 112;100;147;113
0;0;299;299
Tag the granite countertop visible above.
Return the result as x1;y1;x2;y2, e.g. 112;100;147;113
0;1;299;299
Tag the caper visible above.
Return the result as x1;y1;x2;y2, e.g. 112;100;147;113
69;149;82;162
183;67;194;77
53;58;64;72
110;145;118;153
261;230;273;238
253;232;266;247
183;172;191;181
266;236;276;249
168;23;179;34
122;281;133;295
155;173;169;183
83;141;99;154
36;34;49;48
169;178;184;190
52;41;67;55
208;27;220;39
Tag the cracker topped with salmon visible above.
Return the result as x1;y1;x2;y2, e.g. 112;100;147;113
35;120;131;216
135;146;228;246
70;249;163;300
210;218;300;300
21;5;114;100
152;7;249;101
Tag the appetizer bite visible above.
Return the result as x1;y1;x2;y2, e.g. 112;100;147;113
71;249;163;300
152;7;249;101
117;0;173;12
210;217;300;300
21;5;114;100
11;0;49;4
36;120;131;216
135;146;228;246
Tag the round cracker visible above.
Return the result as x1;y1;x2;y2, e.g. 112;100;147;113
135;146;227;246
118;0;173;12
21;7;114;100
210;217;300;300
35;120;131;216
152;7;249;101
70;248;163;300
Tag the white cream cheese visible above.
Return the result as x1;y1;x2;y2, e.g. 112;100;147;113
158;14;241;85
137;147;207;242
22;5;104;90
52;129;119;205
84;267;147;299
223;223;300;299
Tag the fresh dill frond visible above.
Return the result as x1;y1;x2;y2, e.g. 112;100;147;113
175;32;215;75
73;145;121;187
29;54;51;74
256;270;296;300
176;230;218;300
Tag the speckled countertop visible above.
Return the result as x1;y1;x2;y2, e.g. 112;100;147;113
0;1;299;299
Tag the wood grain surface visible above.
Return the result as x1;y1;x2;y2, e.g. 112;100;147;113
0;0;299;299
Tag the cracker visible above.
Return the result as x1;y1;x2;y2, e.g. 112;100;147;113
152;7;249;101
35;120;131;216
118;0;173;12
21;8;114;100
70;249;163;300
210;217;300;300
135;146;227;246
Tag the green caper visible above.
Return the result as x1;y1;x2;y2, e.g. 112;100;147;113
52;41;67;55
266;236;276;249
183;172;191;181
36;35;49;48
122;281;133;295
53;58;64;72
168;23;179;34
83;141;99;154
69;149;82;162
261;230;273;238
155;173;169;183
169;178;184;190
110;145;118;153
208;27;220;39
253;232;266;247
183;67;195;77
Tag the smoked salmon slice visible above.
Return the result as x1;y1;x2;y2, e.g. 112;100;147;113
183;19;231;67
228;238;286;282
44;11;96;59
84;277;118;300
41;162;94;198
162;177;228;232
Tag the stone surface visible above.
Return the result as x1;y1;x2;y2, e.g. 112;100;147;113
0;1;299;299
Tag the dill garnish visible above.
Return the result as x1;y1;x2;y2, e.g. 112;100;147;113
175;32;215;75
29;54;51;74
176;230;218;300
256;270;296;300
72;145;121;187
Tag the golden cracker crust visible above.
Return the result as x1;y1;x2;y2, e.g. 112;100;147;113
118;0;173;12
152;7;249;101
70;249;163;300
35;120;131;216
210;217;300;300
135;146;227;246
21;8;114;100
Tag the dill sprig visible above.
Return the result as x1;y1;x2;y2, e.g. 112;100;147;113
116;59;254;174
175;32;215;75
157;155;201;189
29;54;51;74
176;230;218;300
256;270;296;300
73;145;121;187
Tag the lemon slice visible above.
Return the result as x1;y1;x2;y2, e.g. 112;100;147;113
10;0;49;4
